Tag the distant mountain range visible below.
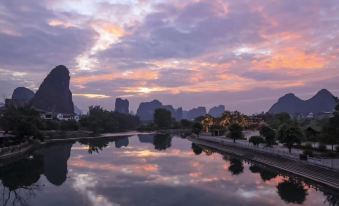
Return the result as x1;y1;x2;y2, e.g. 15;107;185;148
268;89;337;115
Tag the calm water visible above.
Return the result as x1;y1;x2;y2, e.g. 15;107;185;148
0;134;338;206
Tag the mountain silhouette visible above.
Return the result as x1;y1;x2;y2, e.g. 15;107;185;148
136;100;182;121
12;87;35;105
209;105;225;117
31;65;74;114
268;89;336;115
115;98;129;114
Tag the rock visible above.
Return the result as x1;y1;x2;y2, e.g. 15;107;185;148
12;87;35;104
31;65;74;114
115;98;129;114
74;105;82;115
186;107;207;120
209;105;225;117
136;100;182;121
268;89;337;115
137;100;163;121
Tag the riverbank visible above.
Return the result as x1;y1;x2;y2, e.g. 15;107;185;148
0;131;155;166
188;135;339;190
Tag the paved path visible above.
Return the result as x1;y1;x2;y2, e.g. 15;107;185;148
189;136;339;190
198;134;339;169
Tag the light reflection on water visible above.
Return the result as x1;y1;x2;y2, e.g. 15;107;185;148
0;134;338;206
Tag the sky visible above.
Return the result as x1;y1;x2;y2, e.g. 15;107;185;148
0;0;339;114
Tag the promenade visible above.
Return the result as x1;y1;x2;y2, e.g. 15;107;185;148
188;135;339;190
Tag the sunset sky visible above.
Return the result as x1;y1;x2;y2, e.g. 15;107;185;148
0;0;339;114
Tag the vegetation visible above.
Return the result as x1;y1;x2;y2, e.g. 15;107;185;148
80;106;140;134
249;136;264;147
192;122;203;136
277;123;304;153
260;125;276;146
228;123;244;143
0;106;43;141
154;108;172;129
320;111;339;151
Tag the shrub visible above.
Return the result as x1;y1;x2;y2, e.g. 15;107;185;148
249;136;265;146
318;144;327;152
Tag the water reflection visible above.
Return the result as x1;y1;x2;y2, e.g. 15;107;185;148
277;179;308;204
228;158;244;175
0;134;338;206
249;164;278;182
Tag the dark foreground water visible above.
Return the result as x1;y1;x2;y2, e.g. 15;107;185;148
0;134;338;206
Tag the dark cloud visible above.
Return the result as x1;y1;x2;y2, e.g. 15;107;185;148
99;1;266;62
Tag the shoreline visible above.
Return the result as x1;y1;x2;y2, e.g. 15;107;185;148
188;136;339;190
0;131;155;166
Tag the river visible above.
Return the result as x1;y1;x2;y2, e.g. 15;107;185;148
0;134;338;206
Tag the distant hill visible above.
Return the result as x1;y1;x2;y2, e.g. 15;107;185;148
31;65;74;114
136;100;182;121
268;89;337;115
209;105;225;118
115;98;129;114
185;106;207;120
12;87;35;104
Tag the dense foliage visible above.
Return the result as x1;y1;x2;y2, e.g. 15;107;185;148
154;108;172;129
228;123;244;143
80;106;140;133
0;106;43;140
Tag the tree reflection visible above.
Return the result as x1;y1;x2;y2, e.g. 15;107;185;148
249;164;278;182
0;155;43;206
323;191;339;206
228;158;244;175
79;139;110;154
153;134;172;151
277;178;308;204
191;143;203;155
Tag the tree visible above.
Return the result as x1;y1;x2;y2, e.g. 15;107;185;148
154;108;172;129
321;114;339;151
304;127;319;142
277;123;304;153
80;106;140;133
260;125;276;146
0;106;42;140
192;122;203;136
249;136;265;147
228;123;244;143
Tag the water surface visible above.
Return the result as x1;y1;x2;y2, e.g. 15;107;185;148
0;134;338;206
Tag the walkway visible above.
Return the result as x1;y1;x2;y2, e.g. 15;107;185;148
188;136;339;190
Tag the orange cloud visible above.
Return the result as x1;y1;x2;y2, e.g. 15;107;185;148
253;48;326;70
72;70;159;85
